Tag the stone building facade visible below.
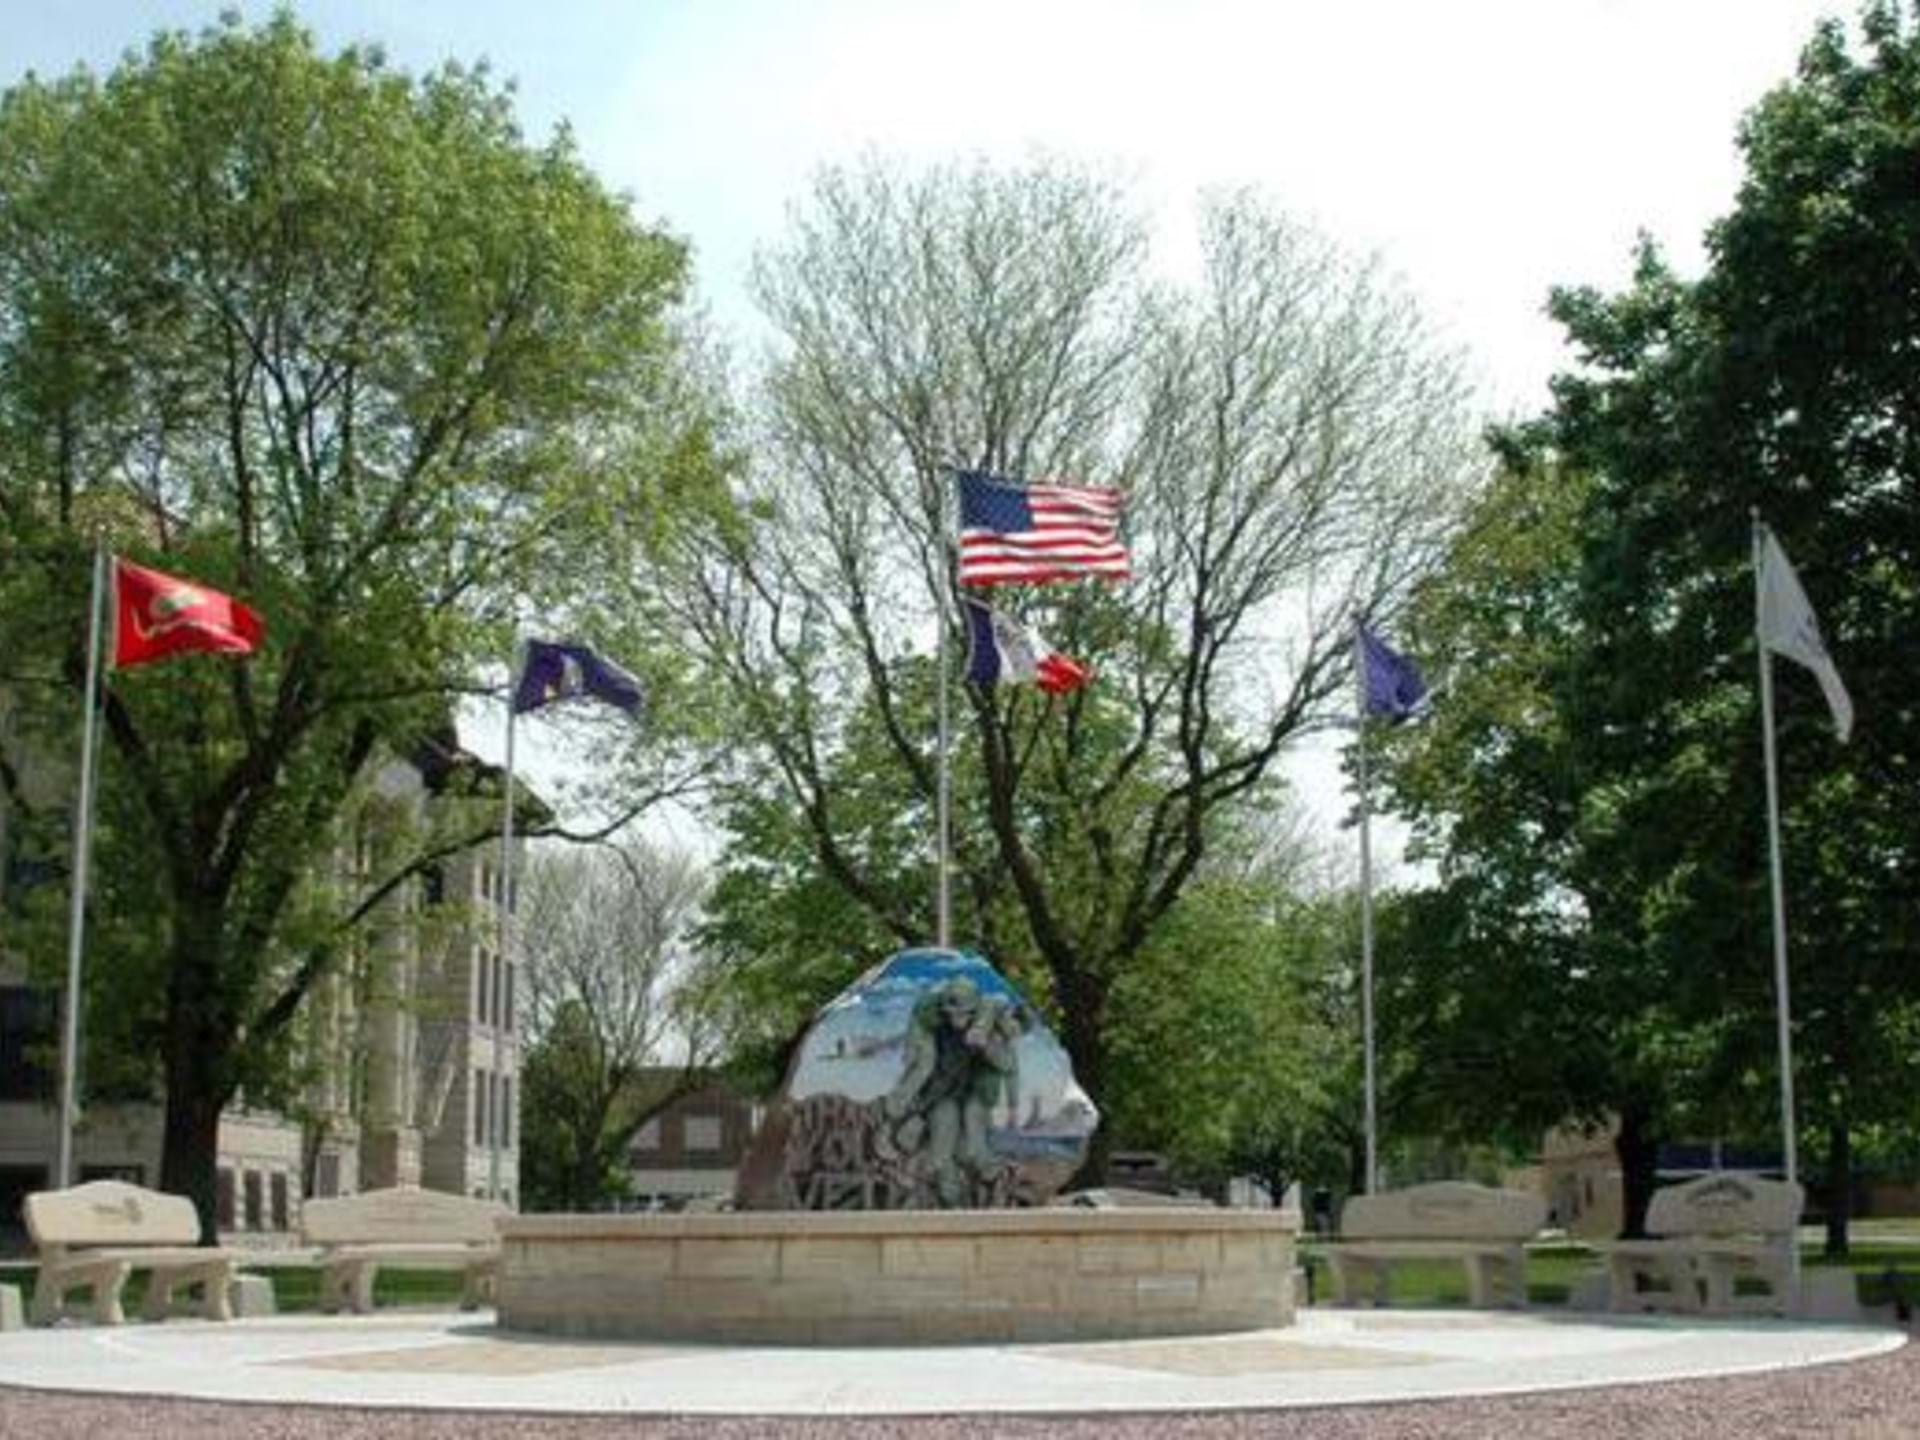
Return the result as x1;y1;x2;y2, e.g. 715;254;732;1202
0;714;524;1251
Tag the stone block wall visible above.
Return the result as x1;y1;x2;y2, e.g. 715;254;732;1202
498;1208;1296;1344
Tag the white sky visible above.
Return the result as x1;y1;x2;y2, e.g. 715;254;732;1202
6;0;1855;854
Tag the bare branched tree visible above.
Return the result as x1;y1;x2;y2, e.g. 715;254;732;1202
517;840;716;1208
660;158;1481;1177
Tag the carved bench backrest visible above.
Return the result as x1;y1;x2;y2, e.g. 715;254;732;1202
1645;1174;1803;1238
1341;1181;1547;1242
24;1181;203;1249
302;1185;508;1246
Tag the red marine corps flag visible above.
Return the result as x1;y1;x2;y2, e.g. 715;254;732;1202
112;558;265;668
57;549;267;1188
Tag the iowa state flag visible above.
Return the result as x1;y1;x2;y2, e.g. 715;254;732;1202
963;598;1091;694
113;558;265;669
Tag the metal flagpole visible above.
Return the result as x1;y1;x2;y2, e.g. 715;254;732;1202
935;468;953;949
57;540;109;1189
1355;621;1379;1195
1752;516;1798;1190
493;636;521;1202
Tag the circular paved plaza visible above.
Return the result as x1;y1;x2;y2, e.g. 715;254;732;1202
0;1308;1911;1436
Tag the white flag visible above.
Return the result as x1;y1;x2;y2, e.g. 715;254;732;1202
1758;528;1853;742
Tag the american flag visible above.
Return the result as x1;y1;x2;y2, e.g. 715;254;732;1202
955;469;1130;586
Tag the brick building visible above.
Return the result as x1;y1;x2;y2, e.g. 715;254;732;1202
624;1071;763;1208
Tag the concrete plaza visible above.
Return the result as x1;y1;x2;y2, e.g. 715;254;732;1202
0;1307;1903;1417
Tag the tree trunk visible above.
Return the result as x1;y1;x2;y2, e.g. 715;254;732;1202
159;1083;224;1242
1614;1102;1661;1240
1057;979;1111;1190
157;923;230;1242
1823;1118;1851;1258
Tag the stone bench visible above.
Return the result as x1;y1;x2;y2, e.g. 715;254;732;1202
1598;1173;1802;1315
1322;1181;1547;1308
302;1185;508;1314
25;1180;236;1326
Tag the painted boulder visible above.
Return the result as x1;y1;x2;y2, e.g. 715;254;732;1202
735;947;1099;1210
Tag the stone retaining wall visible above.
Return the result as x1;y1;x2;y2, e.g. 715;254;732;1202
498;1208;1296;1344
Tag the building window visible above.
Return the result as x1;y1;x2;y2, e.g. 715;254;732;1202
633;1118;661;1151
316;1152;340;1199
476;949;490;1026
492;953;504;1029
684;1115;723;1153
216;1168;237;1229
473;1067;488;1146
79;1163;143;1185
501;1075;513;1148
503;961;515;1033
0;986;53;1103
243;1170;264;1230
270;1172;290;1231
0;1164;50;1243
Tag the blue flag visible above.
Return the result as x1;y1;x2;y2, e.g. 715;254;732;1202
1358;623;1427;722
512;639;642;716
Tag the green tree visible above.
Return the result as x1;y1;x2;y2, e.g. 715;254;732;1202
1376;459;1708;1236
664;159;1480;1179
1108;866;1361;1202
0;13;722;1228
1387;3;1920;1247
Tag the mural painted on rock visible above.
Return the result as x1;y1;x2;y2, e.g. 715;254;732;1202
737;948;1098;1210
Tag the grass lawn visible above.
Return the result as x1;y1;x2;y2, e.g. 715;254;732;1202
0;1261;468;1314
1296;1243;1591;1307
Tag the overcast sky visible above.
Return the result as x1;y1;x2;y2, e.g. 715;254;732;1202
5;1;1858;849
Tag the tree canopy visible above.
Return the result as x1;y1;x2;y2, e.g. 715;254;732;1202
1382;1;1920;1244
671;157;1482;1178
0;11;725;1224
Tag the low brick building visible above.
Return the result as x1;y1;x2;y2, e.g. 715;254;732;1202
623;1072;762;1208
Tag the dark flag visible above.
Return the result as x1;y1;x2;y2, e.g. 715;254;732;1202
512;639;642;716
1358;622;1427;722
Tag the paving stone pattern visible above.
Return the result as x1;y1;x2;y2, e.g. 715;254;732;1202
2;1324;1915;1440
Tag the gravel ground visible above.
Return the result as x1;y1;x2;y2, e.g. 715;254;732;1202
2;1325;1915;1440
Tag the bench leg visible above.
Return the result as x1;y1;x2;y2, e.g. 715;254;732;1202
1699;1255;1738;1313
198;1263;235;1321
142;1269;178;1322
1607;1255;1644;1313
319;1262;370;1315
30;1273;66;1326
1324;1253;1355;1304
460;1263;496;1311
90;1261;133;1326
1669;1256;1706;1313
1495;1246;1527;1308
347;1262;378;1314
1463;1255;1504;1308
